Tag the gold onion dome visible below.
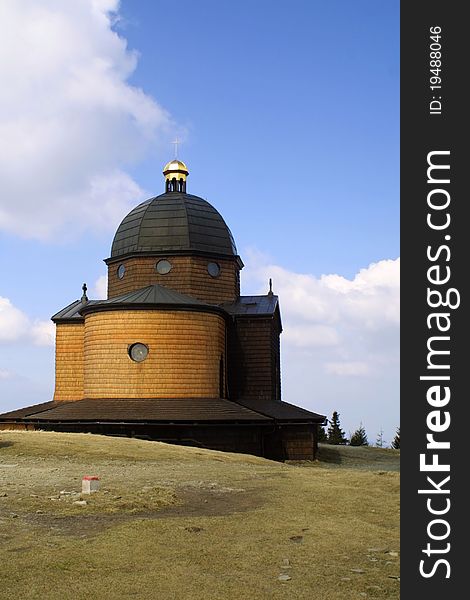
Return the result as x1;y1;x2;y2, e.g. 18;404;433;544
163;159;189;178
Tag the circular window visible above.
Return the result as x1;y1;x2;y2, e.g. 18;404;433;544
117;264;126;279
207;262;220;278
156;260;172;275
128;343;149;362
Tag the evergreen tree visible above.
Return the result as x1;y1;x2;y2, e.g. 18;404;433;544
317;423;328;443
376;428;386;448
327;411;348;445
350;423;369;446
392;427;400;449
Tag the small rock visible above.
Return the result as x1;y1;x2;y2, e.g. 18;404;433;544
388;575;400;581
388;551;399;557
59;490;72;496
289;535;303;543
73;500;87;507
0;493;7;497
281;558;291;569
301;527;310;532
113;496;122;500
340;577;351;582
36;510;44;514
10;513;19;518
29;494;38;498
278;574;291;582
368;557;378;562
350;568;365;574
185;526;203;533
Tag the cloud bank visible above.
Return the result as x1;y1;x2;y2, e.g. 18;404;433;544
0;0;174;240
242;252;400;441
0;296;54;346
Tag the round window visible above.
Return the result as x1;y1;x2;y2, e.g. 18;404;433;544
117;264;126;279
207;262;220;278
129;343;149;362
156;260;172;275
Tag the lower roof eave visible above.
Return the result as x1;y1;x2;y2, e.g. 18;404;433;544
274;419;324;425
8;418;272;426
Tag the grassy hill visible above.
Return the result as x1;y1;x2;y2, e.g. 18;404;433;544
0;432;399;600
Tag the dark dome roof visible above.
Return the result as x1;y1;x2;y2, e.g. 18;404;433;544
110;193;237;259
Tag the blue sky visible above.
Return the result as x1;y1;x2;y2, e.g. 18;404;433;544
0;0;399;444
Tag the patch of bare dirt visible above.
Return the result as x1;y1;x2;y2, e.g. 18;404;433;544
21;484;264;537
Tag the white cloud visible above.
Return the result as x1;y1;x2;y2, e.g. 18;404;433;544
93;274;108;299
242;252;400;441
243;252;400;354
0;369;13;380
325;361;371;377
0;0;176;240
286;324;340;348
31;320;56;347
0;296;54;347
0;297;29;341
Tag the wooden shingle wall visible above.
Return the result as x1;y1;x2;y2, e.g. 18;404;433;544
83;310;225;398
53;323;85;401
227;317;281;401
107;255;240;304
281;426;316;460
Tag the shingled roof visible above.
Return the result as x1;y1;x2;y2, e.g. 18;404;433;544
0;398;270;423
52;285;223;322
236;399;326;423
0;398;324;425
109;193;238;260
222;295;279;316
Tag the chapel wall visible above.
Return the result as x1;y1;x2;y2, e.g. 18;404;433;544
53;323;85;401
83;310;226;399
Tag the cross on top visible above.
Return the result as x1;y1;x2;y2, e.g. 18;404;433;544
172;137;180;158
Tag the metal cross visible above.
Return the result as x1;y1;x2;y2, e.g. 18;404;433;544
172;137;180;158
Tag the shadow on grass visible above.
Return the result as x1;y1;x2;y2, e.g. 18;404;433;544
317;445;343;464
0;441;15;449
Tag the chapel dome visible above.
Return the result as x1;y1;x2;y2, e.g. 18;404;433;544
110;192;237;259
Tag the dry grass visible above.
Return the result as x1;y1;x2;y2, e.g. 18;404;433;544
0;432;399;600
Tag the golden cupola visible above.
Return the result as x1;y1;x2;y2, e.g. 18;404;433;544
163;159;189;193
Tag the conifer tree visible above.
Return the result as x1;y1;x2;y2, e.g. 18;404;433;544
317;423;328;443
376;428;386;448
392;427;400;449
327;411;348;445
350;423;369;446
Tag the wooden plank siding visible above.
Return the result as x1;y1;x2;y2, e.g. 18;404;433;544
107;255;240;304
